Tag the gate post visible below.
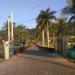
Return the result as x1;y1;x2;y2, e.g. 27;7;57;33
3;40;10;60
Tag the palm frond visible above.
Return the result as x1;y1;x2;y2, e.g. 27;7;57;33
68;15;75;23
61;6;71;15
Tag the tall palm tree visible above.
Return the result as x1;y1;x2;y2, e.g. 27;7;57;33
62;0;75;23
57;18;68;56
57;18;68;37
36;8;56;47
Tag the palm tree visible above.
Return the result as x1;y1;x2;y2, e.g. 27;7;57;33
36;8;56;47
62;0;75;23
57;18;68;37
57;18;68;56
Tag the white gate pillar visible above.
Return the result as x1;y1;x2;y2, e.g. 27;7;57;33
3;40;10;60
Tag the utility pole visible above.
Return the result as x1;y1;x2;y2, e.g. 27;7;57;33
11;12;14;42
7;16;11;42
7;13;14;43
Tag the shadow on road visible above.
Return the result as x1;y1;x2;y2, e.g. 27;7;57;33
23;45;57;57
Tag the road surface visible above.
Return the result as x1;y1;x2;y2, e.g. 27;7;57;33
0;45;75;75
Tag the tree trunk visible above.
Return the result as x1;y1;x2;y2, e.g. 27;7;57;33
47;30;49;47
53;32;55;48
47;22;49;47
62;39;68;57
42;30;45;47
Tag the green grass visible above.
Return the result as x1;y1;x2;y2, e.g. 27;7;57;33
0;50;4;63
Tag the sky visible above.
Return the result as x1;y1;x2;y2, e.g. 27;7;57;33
0;0;67;29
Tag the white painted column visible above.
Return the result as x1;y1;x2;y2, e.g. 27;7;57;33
3;40;9;60
5;41;9;60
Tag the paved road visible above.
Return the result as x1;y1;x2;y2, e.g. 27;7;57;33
0;45;75;75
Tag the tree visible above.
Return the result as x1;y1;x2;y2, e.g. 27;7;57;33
61;0;75;44
62;0;75;23
36;8;56;47
56;18;68;56
27;28;37;45
57;18;68;37
14;25;28;45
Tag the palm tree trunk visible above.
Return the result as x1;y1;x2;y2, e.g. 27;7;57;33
53;32;55;48
46;22;49;47
47;30;49;47
42;30;45;47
